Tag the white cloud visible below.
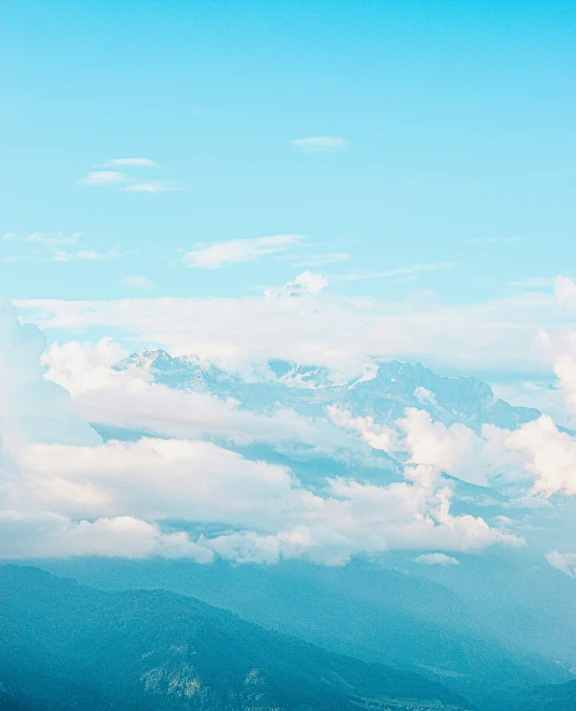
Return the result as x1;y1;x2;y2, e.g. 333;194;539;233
23;232;81;246
343;261;457;282
290;252;351;267
0;298;529;562
16;282;568;378
414;387;438;407
42;338;129;396
1;232;124;264
414;552;460;565
78;171;128;185
11;438;519;562
555;276;576;305
546;550;576;578
122;275;156;290
104;158;159;167
78;161;179;193
328;405;396;452
121;181;180;193
182;235;303;269
554;355;576;415
0;298;100;447
291;137;349;152
0;512;212;561
54;247;124;262
467;237;523;244
2;232;16;241
288;270;328;294
506;415;576;497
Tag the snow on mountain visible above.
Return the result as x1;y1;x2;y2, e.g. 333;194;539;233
114;350;541;431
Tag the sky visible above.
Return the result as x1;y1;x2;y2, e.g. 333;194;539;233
1;0;575;312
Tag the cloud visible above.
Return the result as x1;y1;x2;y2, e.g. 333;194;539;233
103;158;159;167
1;232;124;264
78;171;128;185
291;137;349;152
182;235;303;269
121;181;181;193
0;512;212;561
42;338;129;396
3;232;16;241
0;298;100;447
414;552;460;565
555;276;576;305
78;161;180;193
0;298;522;562
290;252;351;267
553;355;576;415
506;415;576;497
343;261;457;282
54;247;125;262
12;437;519;562
546;550;576;578
16;280;569;377
23;231;81;246
328;405;396;452
122;275;156;290
467;237;523;244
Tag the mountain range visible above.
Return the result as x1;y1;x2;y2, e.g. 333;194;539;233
0;565;473;711
113;350;540;430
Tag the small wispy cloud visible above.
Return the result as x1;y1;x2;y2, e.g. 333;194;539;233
121;181;180;194
79;171;128;186
122;275;156;290
289;252;351;267
291;136;349;152
467;237;523;244
55;247;125;262
2;232;125;263
342;261;457;282
103;158;159;167
2;232;16;241
77;159;181;193
23;231;82;246
182;234;304;269
509;277;554;289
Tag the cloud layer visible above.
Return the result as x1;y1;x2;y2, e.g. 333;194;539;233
0;298;528;563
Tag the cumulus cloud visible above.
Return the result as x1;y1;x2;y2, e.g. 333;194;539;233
291;137;349;152
546;550;576;578
506;415;576;497
328;405;396;452
0;512;212;561
414;552;460;565
42;338;129;396
182;235;303;269
555;276;576;305
554;354;576;415
12;435;518;562
0;298;100;447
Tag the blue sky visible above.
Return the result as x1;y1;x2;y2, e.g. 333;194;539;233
1;0;575;307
